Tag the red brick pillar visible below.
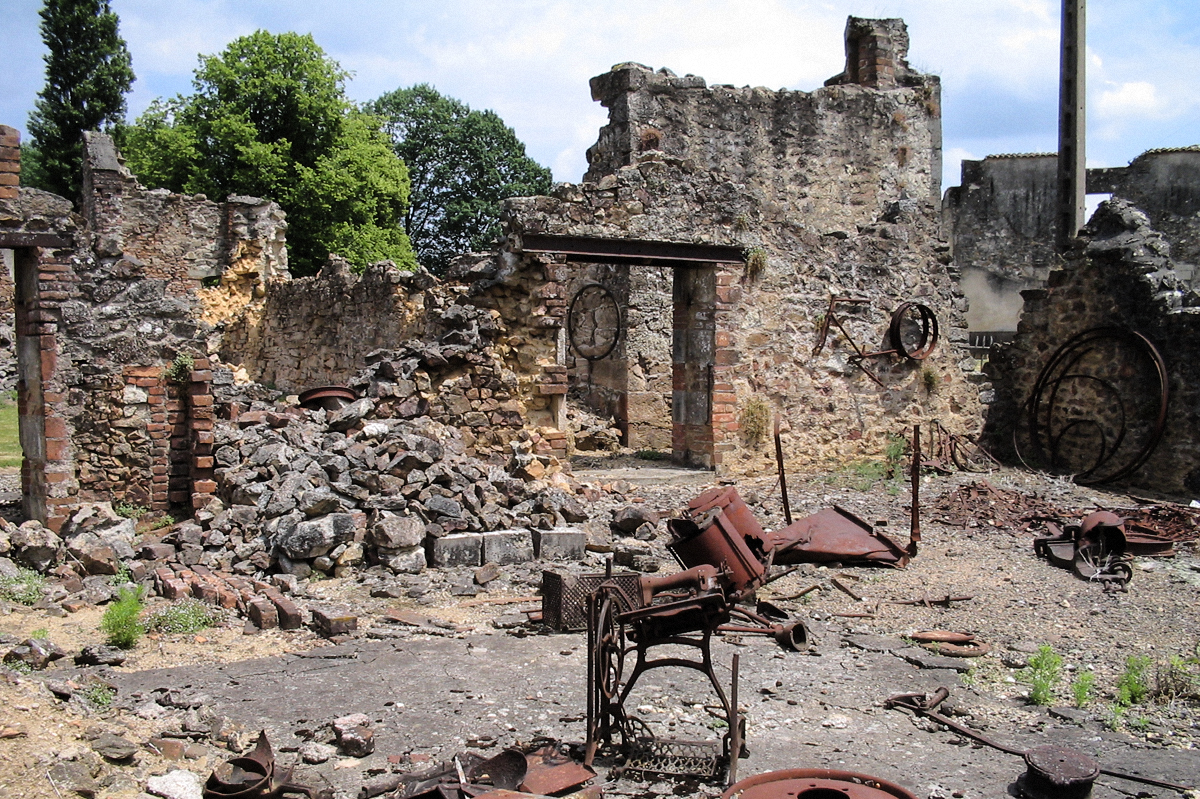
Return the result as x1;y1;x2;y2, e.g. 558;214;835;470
189;358;216;509
0;125;19;199
711;266;742;469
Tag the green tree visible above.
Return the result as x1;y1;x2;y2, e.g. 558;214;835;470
368;85;553;274
26;0;135;200
122;31;413;276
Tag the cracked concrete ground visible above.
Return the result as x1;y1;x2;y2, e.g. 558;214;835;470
109;621;1198;799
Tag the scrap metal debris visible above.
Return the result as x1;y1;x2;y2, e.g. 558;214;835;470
885;688;1193;795
204;731;331;799
930;481;1070;532
722;768;920;799
909;631;991;658
361;745;595;799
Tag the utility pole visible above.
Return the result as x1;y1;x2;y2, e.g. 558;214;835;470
1057;0;1087;251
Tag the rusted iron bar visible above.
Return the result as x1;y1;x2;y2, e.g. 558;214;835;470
774;415;792;526
910;424;921;548
830;578;863;601
773;584;821;601
890;595;973;607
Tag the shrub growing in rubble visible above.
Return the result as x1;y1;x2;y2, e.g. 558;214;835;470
145;599;220;635
101;585;145;649
0;567;47;606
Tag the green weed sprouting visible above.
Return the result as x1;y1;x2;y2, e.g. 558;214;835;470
101;586;146;649
1020;644;1063;706
80;682;116;709
1117;655;1153;706
1071;669;1096;708
739;397;772;444
163;353;195;384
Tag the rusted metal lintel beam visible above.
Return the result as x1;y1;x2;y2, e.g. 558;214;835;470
0;232;72;249
518;233;745;266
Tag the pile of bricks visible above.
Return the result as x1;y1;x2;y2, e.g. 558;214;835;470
152;564;304;630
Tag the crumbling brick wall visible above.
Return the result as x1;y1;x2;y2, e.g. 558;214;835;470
985;198;1200;493
0;129;284;528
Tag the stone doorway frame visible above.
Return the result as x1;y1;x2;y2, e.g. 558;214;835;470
518;234;745;470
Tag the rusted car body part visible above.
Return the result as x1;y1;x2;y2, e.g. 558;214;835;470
722;769;919;799
205;732;331;799
1020;327;1168;485
296;386;356;412
886;688;1194;795
764;506;911;568
667;514;766;603
585;569;744;785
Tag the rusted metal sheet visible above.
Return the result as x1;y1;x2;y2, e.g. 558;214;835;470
722;769;920;799
519;745;595;795
765;506;911;568
204;731;330;799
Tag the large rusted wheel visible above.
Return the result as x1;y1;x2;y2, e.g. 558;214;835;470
594;594;628;745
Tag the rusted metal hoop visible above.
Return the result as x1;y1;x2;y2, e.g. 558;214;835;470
888;302;939;360
568;283;623;361
1021;327;1168;485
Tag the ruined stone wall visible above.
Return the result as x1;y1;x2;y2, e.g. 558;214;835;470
0;128;286;528
946;147;1200;334
985;199;1200;494
218;257;432;392
503;21;983;475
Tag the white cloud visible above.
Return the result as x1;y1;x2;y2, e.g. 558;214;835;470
1096;81;1168;120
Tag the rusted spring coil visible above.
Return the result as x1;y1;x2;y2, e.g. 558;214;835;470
1021;327;1167;485
888;302;939;360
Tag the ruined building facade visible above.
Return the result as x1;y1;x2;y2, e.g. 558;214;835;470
0;17;988;530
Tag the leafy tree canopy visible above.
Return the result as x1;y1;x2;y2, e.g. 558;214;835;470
122;31;413;276
26;0;134;200
368;84;552;274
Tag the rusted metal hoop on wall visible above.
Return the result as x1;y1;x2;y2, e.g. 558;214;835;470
568;283;623;361
888;302;939;360
1020;327;1168;486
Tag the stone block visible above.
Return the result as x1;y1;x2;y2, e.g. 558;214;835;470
481;529;534;565
248;597;278;629
264;591;304;629
532;527;587;561
311;607;357;637
425;533;482;568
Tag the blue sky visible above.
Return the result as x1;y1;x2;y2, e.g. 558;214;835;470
2;0;1198;192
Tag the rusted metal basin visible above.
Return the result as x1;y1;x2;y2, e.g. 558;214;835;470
723;769;920;799
1017;745;1099;799
297;386;357;412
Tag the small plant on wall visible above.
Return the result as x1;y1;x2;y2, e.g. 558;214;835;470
740;396;771;444
163;352;195;384
745;248;767;281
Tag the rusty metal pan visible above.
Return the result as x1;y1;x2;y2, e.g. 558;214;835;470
723;769;920;799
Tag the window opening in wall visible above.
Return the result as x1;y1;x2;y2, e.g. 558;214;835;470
1086;193;1112;219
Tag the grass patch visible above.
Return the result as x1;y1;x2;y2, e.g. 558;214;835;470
145;599;221;635
634;449;671;461
0;399;20;468
0;568;46;605
101;586;146;649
